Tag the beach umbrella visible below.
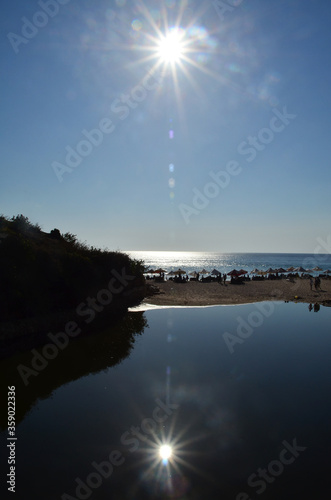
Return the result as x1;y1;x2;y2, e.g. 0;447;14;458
173;268;186;275
189;271;198;277
324;269;331;274
238;269;248;275
313;266;322;271
287;267;295;272
250;268;260;274
266;267;277;274
154;268;167;274
199;269;209;274
227;269;241;276
257;270;267;275
144;268;155;274
211;269;221;276
294;267;307;272
276;268;286;273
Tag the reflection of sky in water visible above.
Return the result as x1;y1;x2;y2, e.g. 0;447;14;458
6;302;331;498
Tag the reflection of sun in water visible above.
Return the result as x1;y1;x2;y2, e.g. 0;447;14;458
159;444;173;462
157;28;185;64
129;412;214;499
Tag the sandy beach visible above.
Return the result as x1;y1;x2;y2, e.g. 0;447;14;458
144;278;331;307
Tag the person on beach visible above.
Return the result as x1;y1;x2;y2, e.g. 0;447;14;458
223;273;227;285
314;277;321;290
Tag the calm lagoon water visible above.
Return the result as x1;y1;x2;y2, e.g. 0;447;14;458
1;302;331;499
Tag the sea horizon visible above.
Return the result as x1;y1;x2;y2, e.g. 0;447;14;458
125;250;329;255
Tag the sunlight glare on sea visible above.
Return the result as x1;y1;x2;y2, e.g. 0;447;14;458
126;251;331;276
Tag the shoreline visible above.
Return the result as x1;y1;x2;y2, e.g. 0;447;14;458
142;279;331;308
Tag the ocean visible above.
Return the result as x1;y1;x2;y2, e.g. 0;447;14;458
126;251;331;275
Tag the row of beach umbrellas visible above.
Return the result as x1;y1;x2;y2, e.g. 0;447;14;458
145;268;211;276
250;266;331;274
145;266;331;276
145;268;246;277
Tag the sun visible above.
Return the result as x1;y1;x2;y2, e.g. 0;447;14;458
157;28;185;64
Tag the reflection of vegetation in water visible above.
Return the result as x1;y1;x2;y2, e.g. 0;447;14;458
0;312;148;431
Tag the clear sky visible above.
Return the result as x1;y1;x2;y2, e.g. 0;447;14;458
1;0;331;253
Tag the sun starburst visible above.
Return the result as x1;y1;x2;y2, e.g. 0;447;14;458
159;444;173;462
157;28;185;64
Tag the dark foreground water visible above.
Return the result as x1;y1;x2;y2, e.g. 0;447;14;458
1;302;331;499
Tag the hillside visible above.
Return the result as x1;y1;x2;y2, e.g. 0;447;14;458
0;215;146;351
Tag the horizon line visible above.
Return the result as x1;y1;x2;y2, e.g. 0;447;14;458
123;250;330;255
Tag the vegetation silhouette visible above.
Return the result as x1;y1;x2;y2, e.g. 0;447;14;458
0;214;146;353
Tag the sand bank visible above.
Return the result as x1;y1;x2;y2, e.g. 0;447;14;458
143;278;331;307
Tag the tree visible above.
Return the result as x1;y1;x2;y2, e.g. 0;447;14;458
63;232;77;244
49;228;62;240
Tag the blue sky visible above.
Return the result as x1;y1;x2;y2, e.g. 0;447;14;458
1;0;331;252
